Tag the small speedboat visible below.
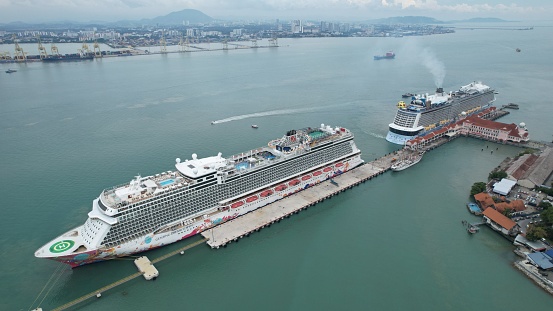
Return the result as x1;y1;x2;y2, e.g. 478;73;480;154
251;124;258;129
5;69;17;73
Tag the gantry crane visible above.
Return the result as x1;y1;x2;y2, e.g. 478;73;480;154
178;36;189;52
79;42;91;57
269;36;278;47
37;36;48;59
160;31;167;53
51;43;60;56
93;40;102;57
0;51;11;60
13;35;27;62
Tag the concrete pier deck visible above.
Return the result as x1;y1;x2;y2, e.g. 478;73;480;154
201;161;391;249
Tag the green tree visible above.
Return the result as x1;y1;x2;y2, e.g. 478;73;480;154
470;182;487;196
538;201;552;209
535;186;553;196
541;206;553;226
526;226;547;241
489;170;508;180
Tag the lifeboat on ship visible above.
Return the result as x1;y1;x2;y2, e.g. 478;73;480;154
301;175;312;181
275;184;288;192
323;167;333;172
260;190;273;197
335;162;344;168
313;171;322;176
231;201;244;208
289;179;300;186
246;195;258;203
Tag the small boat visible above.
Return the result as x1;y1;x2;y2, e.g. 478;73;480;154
391;151;425;172
516;48;521;52
467;225;479;234
211;121;215;125
5;69;17;73
251;125;258;129
402;93;414;98
502;103;519;110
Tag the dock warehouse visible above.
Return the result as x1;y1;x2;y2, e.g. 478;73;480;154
493;178;517;196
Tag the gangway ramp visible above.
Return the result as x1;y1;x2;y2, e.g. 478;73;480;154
50;238;207;311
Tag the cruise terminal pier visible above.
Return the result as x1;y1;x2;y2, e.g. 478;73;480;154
201;162;390;248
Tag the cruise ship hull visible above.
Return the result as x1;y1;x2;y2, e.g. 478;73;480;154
36;154;363;267
386;131;420;146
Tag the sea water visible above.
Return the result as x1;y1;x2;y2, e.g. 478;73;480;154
1;22;552;310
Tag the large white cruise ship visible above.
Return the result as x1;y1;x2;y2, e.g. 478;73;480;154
35;124;364;267
386;82;496;145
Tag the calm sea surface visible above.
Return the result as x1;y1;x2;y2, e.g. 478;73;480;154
1;22;553;310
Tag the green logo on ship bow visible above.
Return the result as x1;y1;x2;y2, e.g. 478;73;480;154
50;240;75;253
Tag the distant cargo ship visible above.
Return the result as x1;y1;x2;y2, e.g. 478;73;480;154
374;51;395;60
386;81;496;145
35;124;364;267
42;53;94;62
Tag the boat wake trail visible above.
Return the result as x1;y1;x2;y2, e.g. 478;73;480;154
211;107;319;124
368;132;386;139
361;129;386;139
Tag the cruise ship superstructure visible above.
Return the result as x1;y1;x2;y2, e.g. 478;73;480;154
386;82;496;145
35;124;364;267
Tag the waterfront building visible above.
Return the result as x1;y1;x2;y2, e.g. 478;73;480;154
493;200;526;214
474;192;496;210
506;147;553;189
458;115;529;143
473;192;525;214
406;107;529;150
515;235;549;253
526;251;553;270
482;207;520;236
492;178;517;196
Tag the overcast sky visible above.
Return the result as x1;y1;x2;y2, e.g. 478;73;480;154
0;0;551;23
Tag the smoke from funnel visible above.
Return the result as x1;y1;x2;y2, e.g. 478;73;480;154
420;48;446;88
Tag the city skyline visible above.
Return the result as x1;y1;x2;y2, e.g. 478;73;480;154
0;0;551;24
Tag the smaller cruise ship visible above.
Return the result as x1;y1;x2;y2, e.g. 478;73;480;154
386;82;496;145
